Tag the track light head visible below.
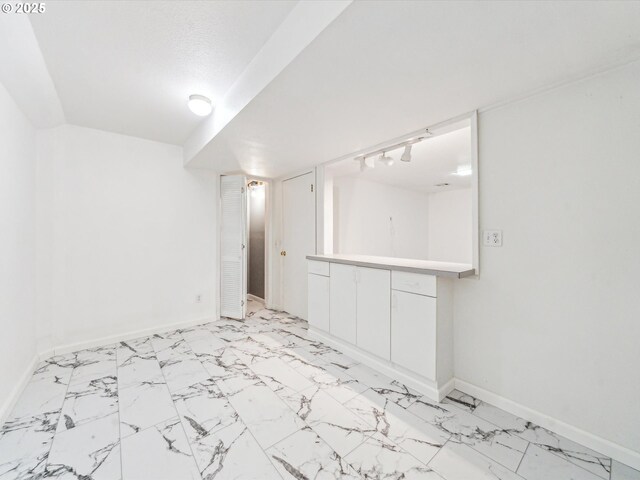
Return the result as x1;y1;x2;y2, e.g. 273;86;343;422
379;152;394;166
401;144;412;162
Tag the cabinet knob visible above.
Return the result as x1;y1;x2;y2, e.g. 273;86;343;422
280;250;287;256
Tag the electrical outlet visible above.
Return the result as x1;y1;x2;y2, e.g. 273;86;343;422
483;230;503;247
195;294;202;303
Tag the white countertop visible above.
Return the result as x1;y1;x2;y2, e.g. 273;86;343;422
306;254;475;278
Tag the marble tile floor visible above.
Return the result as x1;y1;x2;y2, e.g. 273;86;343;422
1;298;638;480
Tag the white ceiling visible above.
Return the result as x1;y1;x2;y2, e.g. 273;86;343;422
326;126;472;195
189;0;640;178
29;0;296;144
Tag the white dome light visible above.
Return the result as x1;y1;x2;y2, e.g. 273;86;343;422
188;94;213;116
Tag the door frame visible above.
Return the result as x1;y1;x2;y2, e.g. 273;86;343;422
246;177;271;305
217;174;273;320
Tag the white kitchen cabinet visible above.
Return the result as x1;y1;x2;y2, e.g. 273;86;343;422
329;263;357;343
308;255;464;401
392;270;436;297
391;290;437;380
356;267;391;360
308;273;330;332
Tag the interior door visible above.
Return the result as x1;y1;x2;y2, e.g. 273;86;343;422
220;175;247;319
282;171;316;319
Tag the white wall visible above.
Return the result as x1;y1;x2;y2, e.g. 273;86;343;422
455;61;640;462
333;176;430;259
428;188;472;264
0;82;38;418
36;125;218;350
332;177;473;263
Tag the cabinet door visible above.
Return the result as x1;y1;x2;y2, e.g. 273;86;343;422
356;267;391;360
308;273;330;332
329;263;357;343
391;290;436;380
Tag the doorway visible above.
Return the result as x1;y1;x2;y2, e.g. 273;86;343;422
247;180;266;304
281;171;316;319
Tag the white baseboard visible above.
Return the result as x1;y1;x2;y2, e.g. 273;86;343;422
454;379;640;471
6;319;637;471
0;354;39;428
1;315;218;429
49;315;216;357
309;327;453;401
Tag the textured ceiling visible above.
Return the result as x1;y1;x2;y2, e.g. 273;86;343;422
189;0;640;178
29;0;296;144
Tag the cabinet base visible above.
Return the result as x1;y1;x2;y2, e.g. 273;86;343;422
308;327;454;402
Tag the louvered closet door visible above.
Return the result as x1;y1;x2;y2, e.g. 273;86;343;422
220;175;247;319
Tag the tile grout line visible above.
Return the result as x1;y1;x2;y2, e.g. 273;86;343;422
212;306;360;477
41;353;76;474
115;343;124;480
446;395;613;478
8;305;627;480
515;441;530;474
152;329;205;480
202;308;289;479
426;438;449;473
179;317;295;479
238;338;391;472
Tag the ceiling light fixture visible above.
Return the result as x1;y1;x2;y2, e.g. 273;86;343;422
188;94;213;116
379;152;394;166
401;145;412;162
353;128;431;169
359;156;376;171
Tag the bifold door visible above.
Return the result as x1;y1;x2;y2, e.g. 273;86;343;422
220;175;247;319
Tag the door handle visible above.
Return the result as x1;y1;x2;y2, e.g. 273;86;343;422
280;250;287;256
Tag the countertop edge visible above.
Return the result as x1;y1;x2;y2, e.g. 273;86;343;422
306;255;475;279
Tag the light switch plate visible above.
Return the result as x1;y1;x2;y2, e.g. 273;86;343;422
483;230;503;247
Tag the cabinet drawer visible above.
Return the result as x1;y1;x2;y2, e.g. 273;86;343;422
308;260;330;276
392;271;436;297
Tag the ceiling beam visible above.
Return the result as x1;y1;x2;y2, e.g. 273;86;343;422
0;16;65;128
182;0;351;167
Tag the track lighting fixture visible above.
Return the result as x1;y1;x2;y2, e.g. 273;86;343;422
379;152;394;166
401;144;412;162
352;129;430;170
358;156;376;171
